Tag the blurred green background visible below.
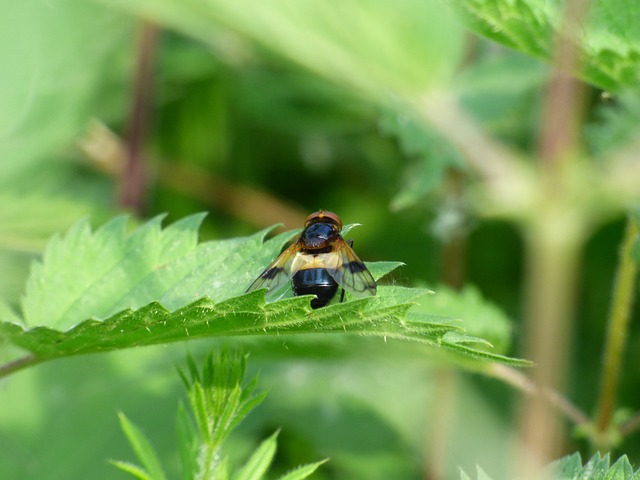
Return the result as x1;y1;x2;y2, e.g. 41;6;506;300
1;0;639;478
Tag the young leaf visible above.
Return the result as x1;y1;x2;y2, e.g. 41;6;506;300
277;460;330;480
606;455;635;479
543;452;640;478
110;461;154;480
116;412;167;480
235;430;279;480
176;403;198;480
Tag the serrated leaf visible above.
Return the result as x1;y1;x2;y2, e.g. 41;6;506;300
21;213;272;329
545;451;583;477
456;0;640;92
110;460;154;480
117;413;167;480
606;456;635;480
415;285;513;354
277;459;329;480
543;452;640;479
583;452;611;478
0;216;529;370
235;430;279;480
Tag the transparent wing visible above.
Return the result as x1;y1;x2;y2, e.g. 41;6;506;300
246;242;301;294
328;237;377;297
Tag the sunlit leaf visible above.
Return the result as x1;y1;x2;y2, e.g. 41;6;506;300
235;430;278;480
456;0;640;92
98;0;465;100
1;216;530;370
116;413;167;480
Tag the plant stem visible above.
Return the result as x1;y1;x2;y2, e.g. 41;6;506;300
516;0;590;470
0;354;41;379
517;215;583;469
594;216;639;442
119;21;159;214
489;364;589;427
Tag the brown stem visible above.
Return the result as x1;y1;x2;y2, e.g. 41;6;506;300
79;122;308;230
439;170;467;290
516;0;591;471
0;354;41;379
490;364;589;427
119;21;160;214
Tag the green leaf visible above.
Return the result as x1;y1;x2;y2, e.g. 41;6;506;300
415;284;513;354
0;215;529;370
455;0;640;92
458;467;473;480
0;2;132;184
543;452;640;478
235;430;279;480
176;403;199;480
457;465;494;480
117;412;167;480
99;0;465;100
606;456;635;479
110;461;154;480
277;460;329;480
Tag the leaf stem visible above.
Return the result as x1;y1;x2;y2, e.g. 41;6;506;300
489;364;589;427
594;215;639;441
0;354;41;379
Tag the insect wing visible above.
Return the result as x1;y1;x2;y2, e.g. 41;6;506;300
328;237;377;297
247;242;301;294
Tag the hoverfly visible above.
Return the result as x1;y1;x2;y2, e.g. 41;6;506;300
247;210;377;308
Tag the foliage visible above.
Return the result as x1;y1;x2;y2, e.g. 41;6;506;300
455;0;640;92
459;452;640;479
2;0;640;478
0;215;529;371
113;349;326;480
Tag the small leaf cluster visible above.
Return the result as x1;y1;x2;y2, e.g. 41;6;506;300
459;452;640;480
113;349;326;480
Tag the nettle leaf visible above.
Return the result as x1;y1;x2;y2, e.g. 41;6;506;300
456;0;640;92
99;0;465;100
460;452;640;479
0;215;529;369
416;284;513;354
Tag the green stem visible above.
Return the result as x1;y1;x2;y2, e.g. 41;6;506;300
594;215;639;443
517;212;583;469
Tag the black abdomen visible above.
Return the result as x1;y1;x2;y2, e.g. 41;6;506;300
292;268;339;309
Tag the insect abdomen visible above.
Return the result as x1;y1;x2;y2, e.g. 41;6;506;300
291;268;339;309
